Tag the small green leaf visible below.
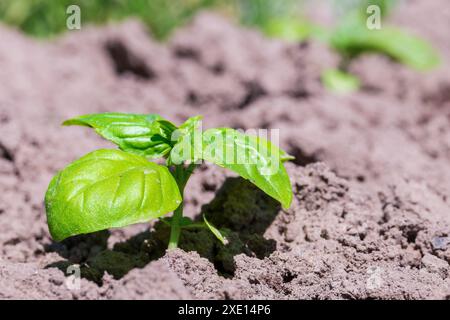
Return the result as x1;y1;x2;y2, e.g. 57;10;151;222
168;122;203;167
280;149;295;162
63;113;177;159
203;215;227;245
321;69;360;94
169;115;203;150
331;14;440;71
178;115;203;134
170;128;293;209
45;149;181;241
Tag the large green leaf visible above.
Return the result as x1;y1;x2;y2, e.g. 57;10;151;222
45;149;181;241
63;113;177;159
170;128;293;209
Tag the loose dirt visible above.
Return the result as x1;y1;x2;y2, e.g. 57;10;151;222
1;0;449;299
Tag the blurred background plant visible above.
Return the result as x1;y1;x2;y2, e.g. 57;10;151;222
0;0;219;39
0;0;399;40
0;0;439;93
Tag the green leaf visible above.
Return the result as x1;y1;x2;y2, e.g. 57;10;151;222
63;113;177;159
331;14;440;71
166;115;203;166
321;69;360;94
170;128;293;209
178;115;203;134
280;149;295;162
203;215;227;245
263;17;330;43
171;115;203;145
45;149;181;241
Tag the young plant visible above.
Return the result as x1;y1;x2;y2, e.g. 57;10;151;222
45;113;293;249
331;13;440;71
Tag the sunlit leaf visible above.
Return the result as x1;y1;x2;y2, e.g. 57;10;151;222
45;149;181;241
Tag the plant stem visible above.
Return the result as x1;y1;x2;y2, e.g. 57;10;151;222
167;163;196;250
168;202;183;249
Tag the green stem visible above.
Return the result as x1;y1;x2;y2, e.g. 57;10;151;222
167;164;196;250
168;203;183;249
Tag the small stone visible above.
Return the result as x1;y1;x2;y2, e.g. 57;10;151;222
431;236;450;250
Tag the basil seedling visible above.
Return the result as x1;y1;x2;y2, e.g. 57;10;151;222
45;113;293;249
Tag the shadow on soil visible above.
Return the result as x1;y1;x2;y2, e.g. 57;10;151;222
45;177;280;284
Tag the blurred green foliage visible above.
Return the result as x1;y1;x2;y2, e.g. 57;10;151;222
262;17;330;42
0;0;293;39
321;69;360;94
0;0;440;93
331;13;440;71
0;0;219;39
0;0;398;40
234;0;299;27
334;0;396;17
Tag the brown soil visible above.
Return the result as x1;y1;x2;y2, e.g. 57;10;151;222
1;0;450;299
